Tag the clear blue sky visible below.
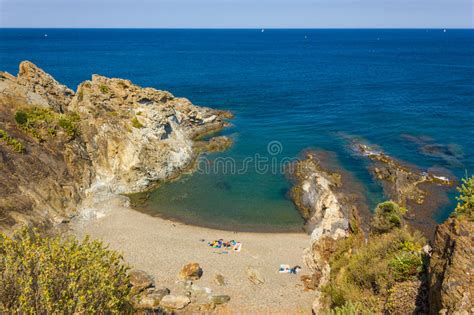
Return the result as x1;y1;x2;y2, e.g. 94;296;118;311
0;0;472;28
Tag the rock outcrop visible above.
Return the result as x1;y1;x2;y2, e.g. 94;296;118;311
0;61;232;233
289;151;366;313
351;141;454;236
429;217;474;314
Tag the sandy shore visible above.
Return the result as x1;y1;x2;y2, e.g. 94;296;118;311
70;197;314;314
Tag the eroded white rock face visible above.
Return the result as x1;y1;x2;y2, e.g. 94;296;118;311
67;74;229;195
301;175;349;243
291;154;356;314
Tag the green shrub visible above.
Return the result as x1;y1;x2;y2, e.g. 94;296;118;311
453;176;474;219
388;251;423;282
324;225;426;313
0;228;131;313
58;116;79;137
99;84;109;94
131;117;144;129
14;108;80;140
0;128;25;153
14;111;28;125
329;301;373;315
371;201;404;234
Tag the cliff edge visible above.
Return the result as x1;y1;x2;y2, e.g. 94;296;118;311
429;216;473;314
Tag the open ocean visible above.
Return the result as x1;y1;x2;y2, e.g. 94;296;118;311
1;29;473;231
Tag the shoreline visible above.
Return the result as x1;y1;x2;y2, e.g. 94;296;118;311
70;196;315;313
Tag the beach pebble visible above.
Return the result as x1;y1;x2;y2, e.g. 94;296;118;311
211;295;231;305
160;294;191;310
213;273;227;286
132;288;169;310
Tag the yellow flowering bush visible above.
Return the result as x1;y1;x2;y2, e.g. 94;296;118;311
0;228;131;313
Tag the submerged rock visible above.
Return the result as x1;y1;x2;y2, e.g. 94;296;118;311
195;135;234;153
401;133;464;167
351;141;454;236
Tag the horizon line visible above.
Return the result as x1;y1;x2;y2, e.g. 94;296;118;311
1;27;473;30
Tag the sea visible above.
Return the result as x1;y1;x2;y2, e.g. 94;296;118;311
1;29;473;232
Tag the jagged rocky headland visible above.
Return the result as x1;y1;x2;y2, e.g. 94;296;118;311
0;61;232;233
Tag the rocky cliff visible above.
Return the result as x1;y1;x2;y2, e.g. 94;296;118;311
289;151;365;313
429;216;473;314
0;61;231;233
291;149;472;314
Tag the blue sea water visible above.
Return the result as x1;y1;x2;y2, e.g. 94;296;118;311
1;29;473;231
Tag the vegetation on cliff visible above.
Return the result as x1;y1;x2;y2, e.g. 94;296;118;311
370;201;406;234
453;175;474;219
0;128;25;153
0;228;131;313
15;107;80;141
322;201;427;314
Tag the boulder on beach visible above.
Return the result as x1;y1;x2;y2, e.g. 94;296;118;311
160;294;191;310
129;270;154;294
179;262;203;280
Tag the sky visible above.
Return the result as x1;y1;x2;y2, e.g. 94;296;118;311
0;0;472;28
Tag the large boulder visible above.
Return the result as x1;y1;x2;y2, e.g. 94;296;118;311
179;262;203;280
160;295;191;310
132;288;170;310
129;270;154;294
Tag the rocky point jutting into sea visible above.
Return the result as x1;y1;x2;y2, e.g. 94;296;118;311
0;62;472;314
0;61;232;233
290;150;472;314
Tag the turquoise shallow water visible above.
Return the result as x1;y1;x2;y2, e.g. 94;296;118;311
1;29;473;231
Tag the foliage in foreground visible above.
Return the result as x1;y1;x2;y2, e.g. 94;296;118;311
370;201;406;234
453;175;474;219
323;202;426;313
0;228;131;313
329;301;373;315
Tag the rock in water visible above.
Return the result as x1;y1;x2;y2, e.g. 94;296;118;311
160;295;191;310
179;262;203;280
129;270;154;293
246;267;264;285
